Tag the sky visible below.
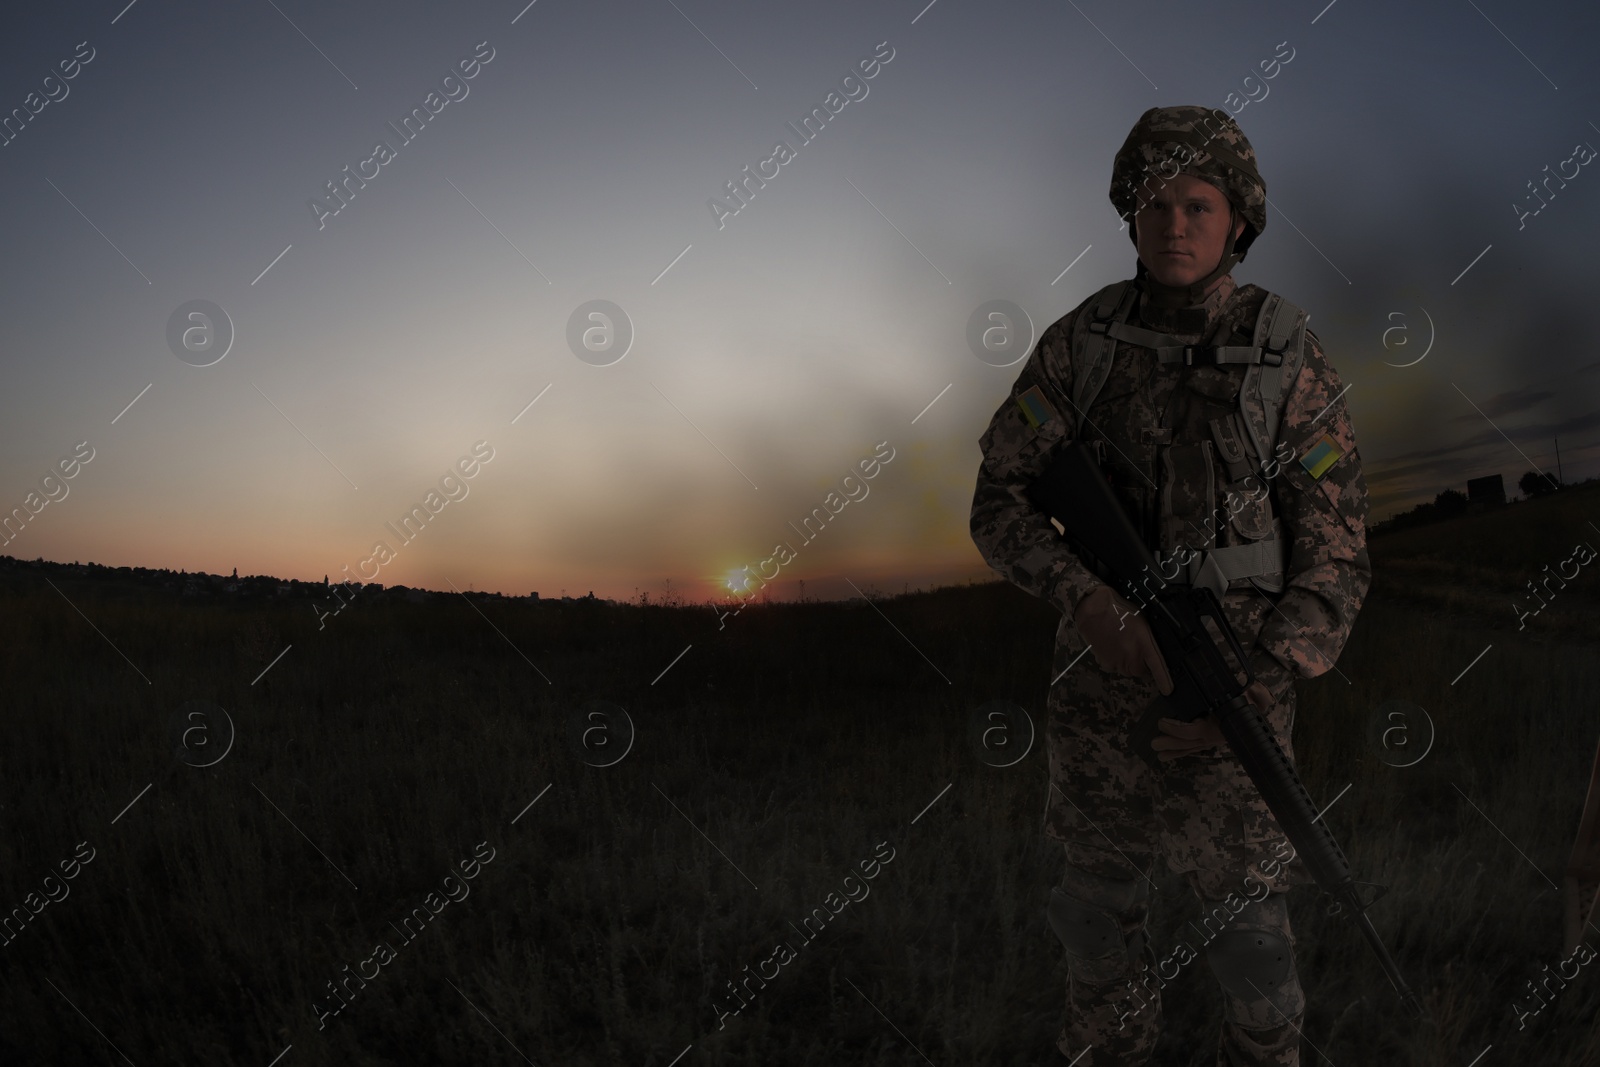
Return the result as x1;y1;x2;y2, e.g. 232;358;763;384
1;0;1597;603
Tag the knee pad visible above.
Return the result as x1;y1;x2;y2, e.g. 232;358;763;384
1203;897;1294;1004
1047;866;1150;985
1048;887;1126;958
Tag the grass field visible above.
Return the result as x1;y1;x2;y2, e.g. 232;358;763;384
1;486;1598;1064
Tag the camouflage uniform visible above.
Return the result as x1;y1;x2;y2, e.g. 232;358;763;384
969;107;1370;1066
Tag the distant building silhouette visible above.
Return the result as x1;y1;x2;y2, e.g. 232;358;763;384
1466;474;1506;508
1374;473;1507;535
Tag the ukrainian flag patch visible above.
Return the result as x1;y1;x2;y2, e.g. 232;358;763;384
1300;434;1343;480
1017;384;1058;431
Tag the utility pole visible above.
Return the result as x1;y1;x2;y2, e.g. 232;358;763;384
1555;434;1564;485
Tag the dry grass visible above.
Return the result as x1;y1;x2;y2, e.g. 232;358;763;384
1;496;1597;1064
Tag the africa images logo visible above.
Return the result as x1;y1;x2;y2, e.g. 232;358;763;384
711;839;895;1030
716;440;895;626
308;41;496;231
707;41;895;230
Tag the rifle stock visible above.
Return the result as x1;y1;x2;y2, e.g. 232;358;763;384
1026;441;1424;1020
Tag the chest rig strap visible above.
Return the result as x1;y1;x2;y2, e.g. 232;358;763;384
1068;279;1299;600
1178;538;1289;602
1094;320;1285;368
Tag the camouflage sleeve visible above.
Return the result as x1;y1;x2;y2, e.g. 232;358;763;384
1252;330;1372;681
969;315;1105;618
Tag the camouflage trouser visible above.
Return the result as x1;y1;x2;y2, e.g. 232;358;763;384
1044;624;1309;1067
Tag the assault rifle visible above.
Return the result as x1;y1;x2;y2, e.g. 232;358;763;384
1026;441;1424;1020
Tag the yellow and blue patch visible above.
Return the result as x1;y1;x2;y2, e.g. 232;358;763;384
1300;434;1343;480
1017;384;1059;430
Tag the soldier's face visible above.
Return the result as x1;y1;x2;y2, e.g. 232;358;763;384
1133;173;1246;289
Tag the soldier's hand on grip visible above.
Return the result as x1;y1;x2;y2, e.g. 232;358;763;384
1152;681;1273;762
1072;584;1173;695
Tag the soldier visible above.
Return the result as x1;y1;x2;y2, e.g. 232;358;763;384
969;105;1370;1066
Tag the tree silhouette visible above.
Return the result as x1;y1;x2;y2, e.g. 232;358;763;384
1519;470;1562;498
1433;488;1469;516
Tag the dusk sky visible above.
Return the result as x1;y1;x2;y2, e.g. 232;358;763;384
3;0;1597;603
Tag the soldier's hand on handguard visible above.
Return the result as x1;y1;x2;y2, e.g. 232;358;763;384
1152;680;1274;763
1072;584;1173;695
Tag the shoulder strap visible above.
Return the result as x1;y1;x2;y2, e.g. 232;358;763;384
1234;291;1308;470
1069;280;1138;429
1068;280;1310;478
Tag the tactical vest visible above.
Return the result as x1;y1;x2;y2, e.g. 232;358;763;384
1067;279;1309;601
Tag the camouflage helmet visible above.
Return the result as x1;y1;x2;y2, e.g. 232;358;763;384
1109;105;1267;260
